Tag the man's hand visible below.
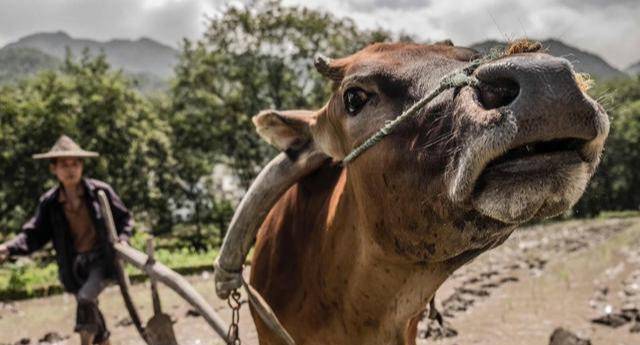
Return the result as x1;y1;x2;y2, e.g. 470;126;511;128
214;259;243;300
0;245;9;264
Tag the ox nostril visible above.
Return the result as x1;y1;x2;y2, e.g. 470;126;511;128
477;78;519;110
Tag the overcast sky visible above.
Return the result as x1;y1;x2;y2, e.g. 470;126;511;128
0;0;638;69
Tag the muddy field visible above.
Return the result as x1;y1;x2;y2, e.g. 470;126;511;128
1;217;640;345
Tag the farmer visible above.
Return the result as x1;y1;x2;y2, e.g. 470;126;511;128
0;135;133;345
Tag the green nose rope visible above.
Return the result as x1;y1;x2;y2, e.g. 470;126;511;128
342;50;504;165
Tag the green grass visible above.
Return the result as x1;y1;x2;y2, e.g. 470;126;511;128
0;232;220;300
0;248;218;300
0;229;257;300
596;210;640;220
0;261;59;296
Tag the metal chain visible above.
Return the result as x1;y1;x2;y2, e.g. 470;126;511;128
227;289;242;345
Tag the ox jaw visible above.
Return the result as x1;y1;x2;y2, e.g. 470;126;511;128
450;130;593;225
470;151;590;224
447;82;608;225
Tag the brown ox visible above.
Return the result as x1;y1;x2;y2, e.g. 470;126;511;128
215;41;609;345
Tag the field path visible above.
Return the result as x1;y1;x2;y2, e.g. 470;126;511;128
419;217;640;345
0;270;256;345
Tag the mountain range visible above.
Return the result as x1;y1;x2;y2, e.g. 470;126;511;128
626;62;640;75
0;46;61;83
471;39;631;80
2;31;178;78
0;31;637;89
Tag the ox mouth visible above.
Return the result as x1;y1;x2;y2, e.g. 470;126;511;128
447;53;610;225
480;137;587;174
469;137;592;224
447;73;609;225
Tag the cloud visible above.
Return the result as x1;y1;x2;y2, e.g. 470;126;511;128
0;0;221;47
559;0;640;8
346;0;430;13
283;0;640;68
0;0;638;68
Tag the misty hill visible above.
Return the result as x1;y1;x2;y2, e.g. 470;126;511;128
0;47;61;83
2;31;179;78
626;61;640;76
471;39;626;80
0;46;169;92
2;32;631;87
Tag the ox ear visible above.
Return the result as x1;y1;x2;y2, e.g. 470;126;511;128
253;109;316;153
254;108;345;161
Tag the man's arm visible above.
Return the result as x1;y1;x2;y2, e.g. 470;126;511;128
103;185;134;243
2;202;53;257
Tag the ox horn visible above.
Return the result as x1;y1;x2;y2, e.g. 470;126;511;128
216;148;328;274
314;54;343;81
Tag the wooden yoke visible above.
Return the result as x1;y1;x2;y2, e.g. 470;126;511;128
215;150;327;284
214;148;327;345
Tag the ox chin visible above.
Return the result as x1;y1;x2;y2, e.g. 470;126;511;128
470;151;590;224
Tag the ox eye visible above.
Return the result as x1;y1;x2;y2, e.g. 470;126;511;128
343;87;370;116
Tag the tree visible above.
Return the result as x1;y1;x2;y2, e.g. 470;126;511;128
573;76;640;216
0;51;173;235
165;0;392;247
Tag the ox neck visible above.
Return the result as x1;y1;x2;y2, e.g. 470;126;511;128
313;169;450;342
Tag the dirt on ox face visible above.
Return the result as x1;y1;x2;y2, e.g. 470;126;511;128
1;217;640;345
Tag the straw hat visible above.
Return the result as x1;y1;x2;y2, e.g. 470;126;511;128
32;135;99;160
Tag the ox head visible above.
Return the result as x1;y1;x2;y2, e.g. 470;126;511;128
252;41;609;263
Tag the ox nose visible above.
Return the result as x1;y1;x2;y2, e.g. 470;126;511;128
473;53;605;147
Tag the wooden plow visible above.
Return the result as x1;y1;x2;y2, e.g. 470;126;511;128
97;190;232;345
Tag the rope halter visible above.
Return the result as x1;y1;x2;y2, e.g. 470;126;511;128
342;49;504;165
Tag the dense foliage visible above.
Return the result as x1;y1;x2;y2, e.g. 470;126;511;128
574;76;640;216
0;52;174;234
0;1;393;248
163;0;391;246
